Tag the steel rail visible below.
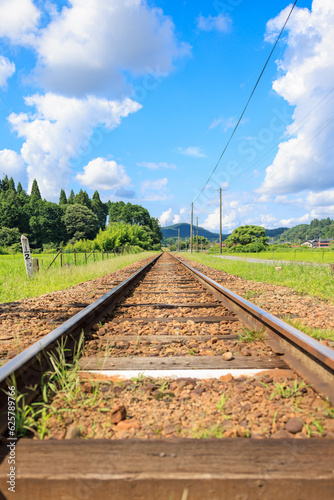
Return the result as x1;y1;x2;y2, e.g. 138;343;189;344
171;253;334;404
0;253;162;434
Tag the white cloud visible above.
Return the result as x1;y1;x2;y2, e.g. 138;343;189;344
279;214;311;226
258;0;334;195
0;56;15;88
8;93;141;200
76;158;131;191
0;149;25;176
32;0;190;97
141;177;171;201
137;161;176;170
306;189;334;207
173;208;187;224
0;0;40;43
159;208;173;226
178;146;206;158
141;178;168;191
197;14;232;33
159;207;187;226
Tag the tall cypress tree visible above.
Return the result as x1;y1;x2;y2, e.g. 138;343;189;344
67;189;75;204
17;182;23;194
59;189;67;205
75;189;91;209
8;177;16;192
91;190;107;230
30;179;42;201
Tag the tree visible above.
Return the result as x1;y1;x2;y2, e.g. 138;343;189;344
63;204;99;242
0;227;21;247
226;225;268;247
29;200;67;247
67;189;75;204
91;190;107;230
17;182;23;194
8;177;15;192
30;179;42;201
75;189;91;209
59;189;67;205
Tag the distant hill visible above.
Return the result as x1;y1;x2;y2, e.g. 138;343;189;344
162;223;291;243
162;223;225;241
277;218;334;243
265;227;289;238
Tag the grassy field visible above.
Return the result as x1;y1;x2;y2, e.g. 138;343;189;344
181;252;334;304
209;248;334;263
0;251;158;303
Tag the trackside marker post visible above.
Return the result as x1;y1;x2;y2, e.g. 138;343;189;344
21;235;34;278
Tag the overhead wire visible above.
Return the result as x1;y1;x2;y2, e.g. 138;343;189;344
193;0;298;204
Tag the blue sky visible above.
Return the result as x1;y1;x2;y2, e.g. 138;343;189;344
1;0;334;233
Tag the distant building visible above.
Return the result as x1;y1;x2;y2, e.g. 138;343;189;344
301;239;333;248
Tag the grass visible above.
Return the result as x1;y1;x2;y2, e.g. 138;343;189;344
9;334;89;438
180;253;334;304
282;315;334;342
191;423;224;439
0;251;158;303
238;327;266;343
209;248;334;264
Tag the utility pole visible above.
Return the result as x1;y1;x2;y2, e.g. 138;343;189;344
190;203;193;253
178;228;180;252
196;217;199;253
220;187;222;254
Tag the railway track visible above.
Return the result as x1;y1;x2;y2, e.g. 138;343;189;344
0;252;333;499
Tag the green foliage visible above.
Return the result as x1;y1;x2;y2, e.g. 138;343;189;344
30;179;42;201
225;225;268;248
91;190;107;230
0;226;21;247
59;189;67;205
279;217;334;243
94;222;152;250
63;204;99;242
0;175;161;251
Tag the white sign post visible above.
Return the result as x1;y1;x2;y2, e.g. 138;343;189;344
21;235;34;279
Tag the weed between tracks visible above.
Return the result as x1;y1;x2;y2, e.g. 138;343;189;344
7;335;334;441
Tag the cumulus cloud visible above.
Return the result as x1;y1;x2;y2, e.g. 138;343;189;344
137;161;176;170
76;158;131;191
158;207;187;226
159;208;173;226
141;177;171;201
258;0;334;195
178;146;206;158
0;57;15;88
0;149;25;176
306;189;334;207
279;214;311;226
31;0;190;97
0;0;40;43
8;93;141;200
173;208;187;224
141;178;168;191
197;14;232;33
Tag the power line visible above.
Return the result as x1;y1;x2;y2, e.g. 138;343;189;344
193;0;298;204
